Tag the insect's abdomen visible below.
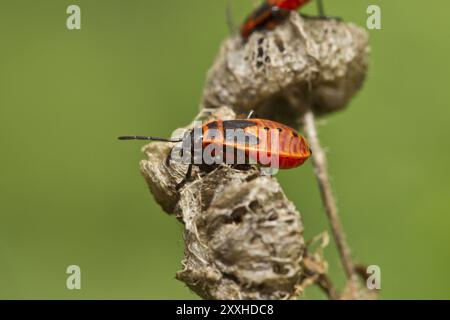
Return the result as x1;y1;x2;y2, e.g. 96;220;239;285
277;153;308;169
245;119;310;169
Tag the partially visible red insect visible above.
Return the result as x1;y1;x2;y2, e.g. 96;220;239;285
240;0;315;40
119;114;311;171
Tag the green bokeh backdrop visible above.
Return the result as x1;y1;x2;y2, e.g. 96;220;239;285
1;0;449;299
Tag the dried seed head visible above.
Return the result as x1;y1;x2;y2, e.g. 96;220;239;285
202;13;369;127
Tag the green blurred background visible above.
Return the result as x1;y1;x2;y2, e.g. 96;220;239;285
0;0;449;299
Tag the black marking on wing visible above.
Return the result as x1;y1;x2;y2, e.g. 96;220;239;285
224;132;260;145
223;120;257;130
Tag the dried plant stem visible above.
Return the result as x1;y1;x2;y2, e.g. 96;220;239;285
317;274;340;300
302;110;358;294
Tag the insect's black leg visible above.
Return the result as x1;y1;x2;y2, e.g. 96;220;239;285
301;0;342;22
186;163;193;180
317;0;325;18
226;0;237;35
165;153;172;167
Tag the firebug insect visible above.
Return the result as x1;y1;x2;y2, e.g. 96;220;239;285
119;114;311;171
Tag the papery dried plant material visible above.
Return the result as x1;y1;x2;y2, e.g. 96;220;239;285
295;232;334;297
140;107;307;300
202;13;369;126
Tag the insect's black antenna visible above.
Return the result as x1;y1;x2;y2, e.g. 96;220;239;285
118;136;183;143
226;0;237;35
316;0;325;18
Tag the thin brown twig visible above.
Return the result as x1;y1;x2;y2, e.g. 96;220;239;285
317;274;340;300
302;109;359;295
